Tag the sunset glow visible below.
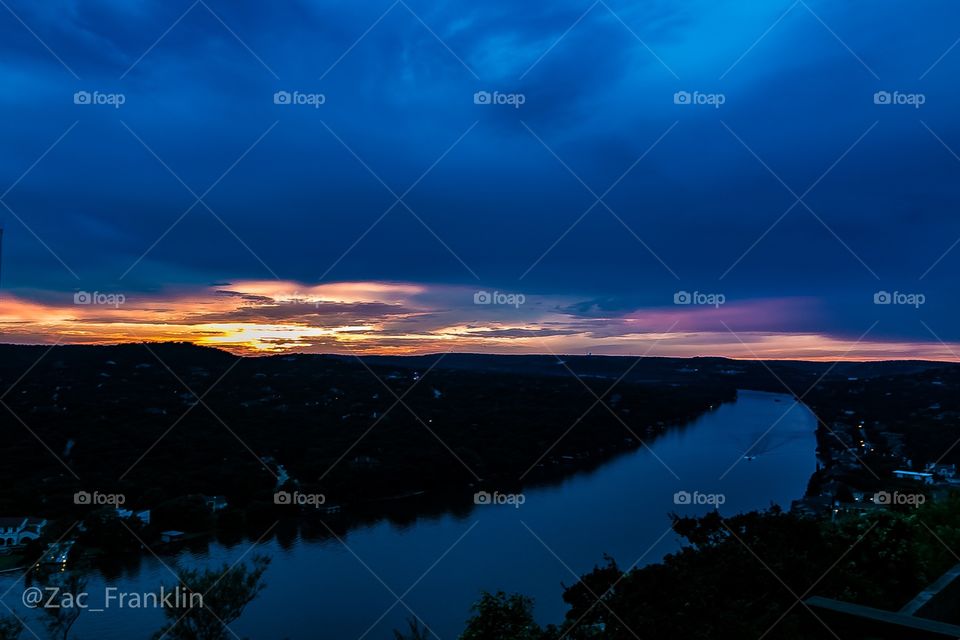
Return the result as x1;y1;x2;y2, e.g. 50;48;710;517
1;281;957;361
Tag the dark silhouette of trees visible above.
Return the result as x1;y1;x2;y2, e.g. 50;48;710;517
392;617;431;640
0;617;22;640
460;591;551;640
151;555;270;640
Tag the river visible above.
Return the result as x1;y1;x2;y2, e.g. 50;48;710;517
1;389;817;639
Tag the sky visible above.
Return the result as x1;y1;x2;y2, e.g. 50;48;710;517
0;0;959;359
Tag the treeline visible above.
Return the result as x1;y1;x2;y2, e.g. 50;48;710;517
423;494;960;639
0;343;736;522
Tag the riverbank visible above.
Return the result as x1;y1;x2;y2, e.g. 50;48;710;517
0;343;743;534
2;389;819;640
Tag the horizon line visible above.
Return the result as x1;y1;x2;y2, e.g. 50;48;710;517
2;340;958;365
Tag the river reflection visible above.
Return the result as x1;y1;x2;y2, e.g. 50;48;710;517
2;390;816;639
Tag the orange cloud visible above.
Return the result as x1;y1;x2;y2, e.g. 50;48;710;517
0;282;957;361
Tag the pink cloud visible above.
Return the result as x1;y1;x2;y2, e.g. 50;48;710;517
0;282;956;361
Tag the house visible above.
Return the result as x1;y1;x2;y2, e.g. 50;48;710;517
893;470;935;485
925;463;957;480
116;508;151;525
0;517;47;548
203;496;228;513
160;531;185;543
40;541;73;566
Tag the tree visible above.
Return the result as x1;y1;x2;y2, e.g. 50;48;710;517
153;495;212;532
460;591;544;640
78;507;144;554
393;617;431;640
0;617;22;640
152;555;270;640
551;498;960;640
561;554;621;629
40;572;86;640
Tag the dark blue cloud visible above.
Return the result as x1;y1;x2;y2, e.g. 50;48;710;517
1;0;959;345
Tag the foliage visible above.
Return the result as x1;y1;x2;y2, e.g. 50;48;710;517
152;495;213;532
0;343;737;518
560;554;621;630
0;617;22;640
460;591;549;640
77;507;145;554
393;617;431;640
554;495;960;639
39;572;86;640
151;555;270;640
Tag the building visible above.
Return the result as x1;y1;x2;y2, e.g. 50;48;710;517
925;463;957;480
116;508;151;525
40;541;73;567
894;470;935;485
203;496;228;513
0;517;47;548
160;531;185;543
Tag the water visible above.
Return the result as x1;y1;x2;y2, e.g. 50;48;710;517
1;390;816;639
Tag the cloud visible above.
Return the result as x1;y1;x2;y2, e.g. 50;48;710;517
1;280;957;360
1;0;960;348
